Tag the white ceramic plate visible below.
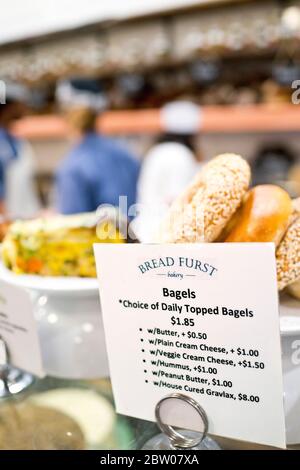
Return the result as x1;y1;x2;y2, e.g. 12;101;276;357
0;261;99;296
280;294;300;336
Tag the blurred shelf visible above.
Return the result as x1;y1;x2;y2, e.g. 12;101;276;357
12;104;300;139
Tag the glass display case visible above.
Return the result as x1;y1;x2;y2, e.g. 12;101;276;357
1;374;299;450
0;377;134;450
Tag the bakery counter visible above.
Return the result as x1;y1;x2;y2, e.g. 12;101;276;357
0;151;299;450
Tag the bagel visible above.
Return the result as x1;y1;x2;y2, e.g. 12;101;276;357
284;199;300;298
287;279;300;300
224;185;292;246
159;153;250;243
276;217;300;290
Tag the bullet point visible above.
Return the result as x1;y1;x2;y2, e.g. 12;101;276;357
119;299;122;303
142;349;145;352
144;370;147;373
143;359;146;363
145;380;148;383
140;338;143;342
139;328;142;332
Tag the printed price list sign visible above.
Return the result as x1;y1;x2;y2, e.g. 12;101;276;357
94;243;285;448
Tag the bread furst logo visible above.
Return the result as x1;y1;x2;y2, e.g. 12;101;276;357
138;256;217;280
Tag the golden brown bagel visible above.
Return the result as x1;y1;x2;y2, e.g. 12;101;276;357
224;185;292;246
276;217;300;290
159;153;250;243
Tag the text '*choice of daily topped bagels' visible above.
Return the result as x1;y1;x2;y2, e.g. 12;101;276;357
159;153;251;243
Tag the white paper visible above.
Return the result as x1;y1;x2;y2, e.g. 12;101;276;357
94;243;286;448
0;279;44;377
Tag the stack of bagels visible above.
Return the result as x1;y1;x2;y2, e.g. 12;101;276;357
158;153;300;299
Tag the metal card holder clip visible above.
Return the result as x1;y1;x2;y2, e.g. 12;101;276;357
0;335;34;398
142;393;221;450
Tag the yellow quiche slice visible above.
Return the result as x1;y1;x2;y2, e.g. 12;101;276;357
2;211;125;277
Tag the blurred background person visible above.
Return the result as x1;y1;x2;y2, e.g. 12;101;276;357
55;78;140;215
252;144;297;191
133;101;201;242
0;81;40;219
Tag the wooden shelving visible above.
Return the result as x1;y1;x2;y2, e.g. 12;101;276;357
12;104;300;139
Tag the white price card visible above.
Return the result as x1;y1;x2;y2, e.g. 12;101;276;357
0;279;44;377
94;243;286;448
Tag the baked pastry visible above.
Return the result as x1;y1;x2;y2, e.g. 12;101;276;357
159;153;250;243
2;210;125;277
276;217;300;290
0;403;84;450
157;152;299;297
287;280;300;300
224;185;292;246
284;202;300;298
